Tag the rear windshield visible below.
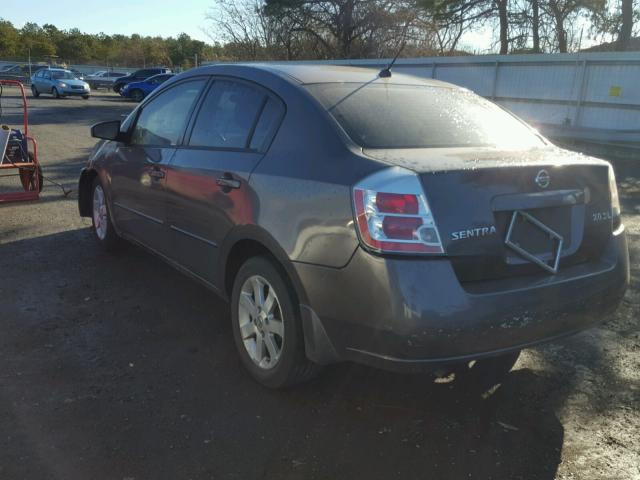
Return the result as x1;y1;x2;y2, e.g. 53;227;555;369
306;83;545;149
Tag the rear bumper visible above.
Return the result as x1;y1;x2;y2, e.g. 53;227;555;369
295;227;629;371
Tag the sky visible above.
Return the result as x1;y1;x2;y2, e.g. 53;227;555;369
10;1;597;54
3;0;215;43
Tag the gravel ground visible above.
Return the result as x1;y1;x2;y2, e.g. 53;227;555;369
0;90;638;480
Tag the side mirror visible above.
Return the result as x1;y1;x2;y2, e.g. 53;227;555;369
91;120;122;141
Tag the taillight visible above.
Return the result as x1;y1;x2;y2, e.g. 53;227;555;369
609;165;622;230
352;167;444;254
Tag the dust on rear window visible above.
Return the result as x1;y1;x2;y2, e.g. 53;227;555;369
306;82;545;149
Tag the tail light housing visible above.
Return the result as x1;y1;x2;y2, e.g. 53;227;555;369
609;165;622;230
352;167;444;254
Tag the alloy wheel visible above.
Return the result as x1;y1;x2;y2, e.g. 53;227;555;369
92;185;108;240
238;275;285;370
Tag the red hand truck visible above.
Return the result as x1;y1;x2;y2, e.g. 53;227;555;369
0;80;42;203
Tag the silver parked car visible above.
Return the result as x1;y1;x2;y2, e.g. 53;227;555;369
86;71;127;90
31;68;91;99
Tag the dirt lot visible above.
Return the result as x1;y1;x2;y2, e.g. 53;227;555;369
0;91;638;480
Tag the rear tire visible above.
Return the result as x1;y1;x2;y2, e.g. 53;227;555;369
91;177;121;251
231;256;321;388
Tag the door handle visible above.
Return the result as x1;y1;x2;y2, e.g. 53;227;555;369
216;175;241;190
148;168;165;179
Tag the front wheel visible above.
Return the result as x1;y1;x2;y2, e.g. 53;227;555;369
82;95;90;100
31;85;40;98
52;87;61;99
91;177;121;251
231;256;321;388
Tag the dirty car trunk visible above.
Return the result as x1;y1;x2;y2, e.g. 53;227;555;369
363;147;614;284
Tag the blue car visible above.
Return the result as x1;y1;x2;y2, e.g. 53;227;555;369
121;73;174;102
30;68;91;99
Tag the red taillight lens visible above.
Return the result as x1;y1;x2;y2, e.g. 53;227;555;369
376;193;419;214
352;168;444;255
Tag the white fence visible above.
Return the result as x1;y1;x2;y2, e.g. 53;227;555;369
208;52;640;147
321;52;640;146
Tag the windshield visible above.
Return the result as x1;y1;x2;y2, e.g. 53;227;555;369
307;83;545;149
52;70;76;80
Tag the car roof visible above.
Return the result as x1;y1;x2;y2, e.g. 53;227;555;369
196;63;456;88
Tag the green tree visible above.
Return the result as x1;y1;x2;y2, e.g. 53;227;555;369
20;22;57;58
0;19;20;58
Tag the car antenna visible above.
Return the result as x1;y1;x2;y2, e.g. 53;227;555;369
379;22;410;78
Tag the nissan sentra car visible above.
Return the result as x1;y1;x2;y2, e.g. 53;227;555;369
78;64;629;389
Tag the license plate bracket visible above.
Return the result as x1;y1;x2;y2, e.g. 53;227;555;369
505;210;564;274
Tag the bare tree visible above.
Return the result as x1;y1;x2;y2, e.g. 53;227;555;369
531;0;541;51
618;0;634;48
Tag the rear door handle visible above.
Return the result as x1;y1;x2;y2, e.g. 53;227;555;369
216;175;241;189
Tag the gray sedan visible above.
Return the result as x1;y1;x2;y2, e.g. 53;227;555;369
78;64;629;389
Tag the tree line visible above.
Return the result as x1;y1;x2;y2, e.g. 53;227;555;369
0;0;637;68
208;0;638;59
0;21;219;68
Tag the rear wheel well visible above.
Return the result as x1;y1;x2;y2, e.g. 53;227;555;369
224;240;274;297
224;239;299;305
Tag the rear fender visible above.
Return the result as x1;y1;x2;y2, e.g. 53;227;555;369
219;225;341;364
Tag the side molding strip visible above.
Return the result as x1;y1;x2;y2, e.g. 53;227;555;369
169;225;218;247
113;202;163;225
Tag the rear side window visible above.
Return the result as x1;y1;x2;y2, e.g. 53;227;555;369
189;80;265;149
250;98;285;151
131;79;205;147
306;83;544;149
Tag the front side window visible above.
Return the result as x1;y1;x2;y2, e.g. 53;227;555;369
189;80;265;149
131;79;205;147
306;83;545;149
150;75;170;85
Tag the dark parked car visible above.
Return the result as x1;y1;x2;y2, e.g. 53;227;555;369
78;64;629;389
112;67;171;93
0;64;47;79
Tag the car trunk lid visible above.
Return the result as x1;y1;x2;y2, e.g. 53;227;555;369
363;147;613;282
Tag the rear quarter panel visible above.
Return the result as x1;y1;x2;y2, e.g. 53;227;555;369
243;73;383;268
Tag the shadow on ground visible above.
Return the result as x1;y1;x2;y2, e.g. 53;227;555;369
1;228;568;480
